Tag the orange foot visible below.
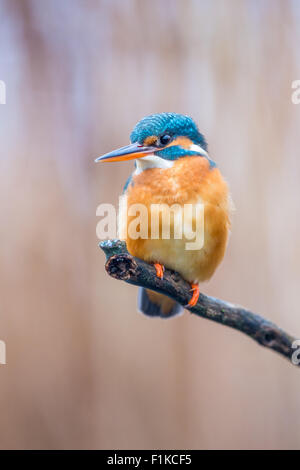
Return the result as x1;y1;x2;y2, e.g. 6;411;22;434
154;263;165;280
187;283;200;308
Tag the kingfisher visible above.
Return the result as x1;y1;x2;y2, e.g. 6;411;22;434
96;113;232;318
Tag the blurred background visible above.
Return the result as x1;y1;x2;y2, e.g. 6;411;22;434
0;0;300;450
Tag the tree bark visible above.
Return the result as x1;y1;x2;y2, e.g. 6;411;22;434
100;239;299;366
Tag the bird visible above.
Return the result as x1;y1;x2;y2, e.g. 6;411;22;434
95;113;232;318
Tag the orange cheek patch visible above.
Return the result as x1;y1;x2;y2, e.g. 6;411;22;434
165;137;193;150
144;136;158;146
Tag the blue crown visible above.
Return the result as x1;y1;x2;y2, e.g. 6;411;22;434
130;113;207;150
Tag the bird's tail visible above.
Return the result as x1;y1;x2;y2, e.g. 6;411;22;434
138;287;183;319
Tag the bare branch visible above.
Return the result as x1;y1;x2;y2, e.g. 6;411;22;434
100;239;298;365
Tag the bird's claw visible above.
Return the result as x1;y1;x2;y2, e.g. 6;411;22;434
186;283;200;308
154;263;165;280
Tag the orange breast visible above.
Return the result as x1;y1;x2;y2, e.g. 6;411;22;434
119;157;232;283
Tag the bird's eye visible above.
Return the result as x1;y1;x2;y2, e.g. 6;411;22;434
158;134;171;147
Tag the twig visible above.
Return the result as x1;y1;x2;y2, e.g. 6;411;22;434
100;239;298;365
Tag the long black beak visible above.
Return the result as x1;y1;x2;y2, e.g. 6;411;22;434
95;143;156;163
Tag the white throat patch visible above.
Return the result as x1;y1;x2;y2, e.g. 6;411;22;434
134;144;209;175
134;155;175;174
